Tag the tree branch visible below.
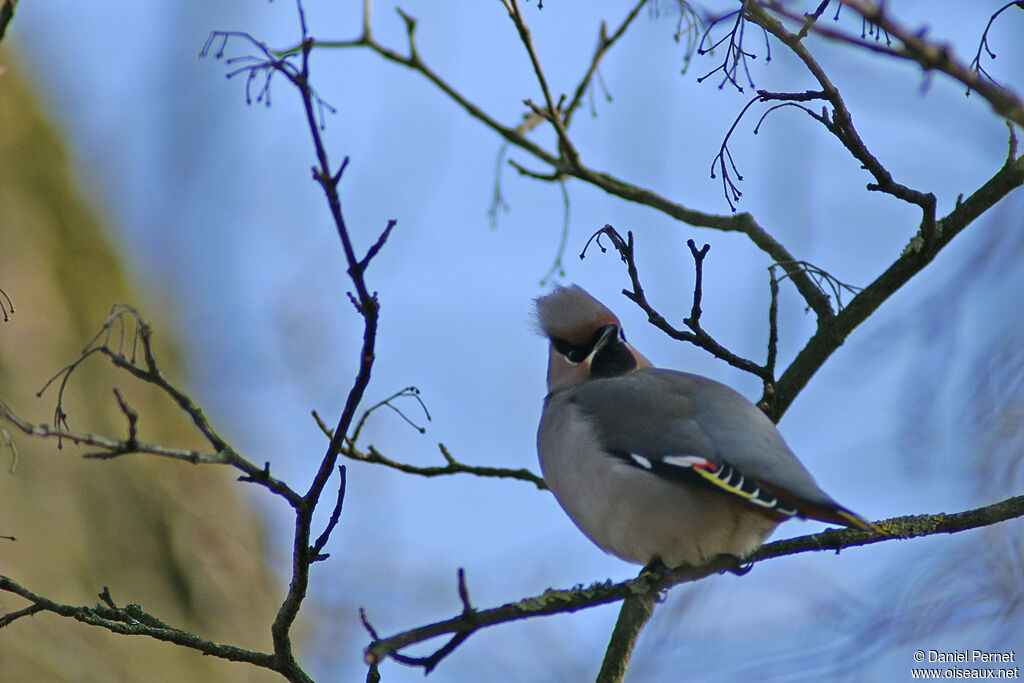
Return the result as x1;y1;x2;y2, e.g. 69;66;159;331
747;2;938;221
311;409;548;490
0;286;13;322
0;577;279;671
203;9;398;678
274;4;836;321
771;148;1024;418
581;225;774;380
0;0;16;46
0;404;227;466
766;0;1024;130
2;305;303;507
562;0;648;129
364;493;1024;676
595;589;658;683
500;0;580;167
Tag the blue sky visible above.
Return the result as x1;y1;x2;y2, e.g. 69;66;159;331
9;1;1024;680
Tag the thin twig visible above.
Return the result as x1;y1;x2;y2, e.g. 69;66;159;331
1;427;18;474
273;5;835;322
765;0;1024;129
682;239;711;327
487;143;511;228
581;225;771;380
539;180;571;285
0;286;13;322
0;574;280;670
562;0;648;129
309;466;347;562
500;0;580;167
761;264;781;413
312;410;547;490
1;403;223;465
967;2;1024;93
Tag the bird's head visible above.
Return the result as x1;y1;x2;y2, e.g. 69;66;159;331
535;285;652;392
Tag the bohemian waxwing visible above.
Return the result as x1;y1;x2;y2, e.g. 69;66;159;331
536;284;871;568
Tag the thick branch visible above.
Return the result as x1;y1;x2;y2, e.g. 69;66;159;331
595;591;658;683
365;493;1024;673
771;150;1024;418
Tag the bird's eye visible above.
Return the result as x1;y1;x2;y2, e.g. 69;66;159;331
552;337;589;363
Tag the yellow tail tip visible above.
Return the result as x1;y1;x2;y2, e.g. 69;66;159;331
836;509;888;535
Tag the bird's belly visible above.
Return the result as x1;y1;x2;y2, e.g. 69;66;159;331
549;455;778;567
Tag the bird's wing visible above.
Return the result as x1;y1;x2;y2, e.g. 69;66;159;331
569;369;871;530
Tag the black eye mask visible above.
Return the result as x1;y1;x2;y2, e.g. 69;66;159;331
551;325;637;377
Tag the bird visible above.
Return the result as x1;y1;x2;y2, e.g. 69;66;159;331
535;284;872;569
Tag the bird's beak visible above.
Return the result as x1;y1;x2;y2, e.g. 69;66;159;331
590;324;619;360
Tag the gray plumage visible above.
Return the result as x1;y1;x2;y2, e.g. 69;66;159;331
536;285;869;568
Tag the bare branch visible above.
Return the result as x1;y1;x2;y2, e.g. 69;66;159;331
581;225;773;380
107;386;139;452
269;5;835;322
968;2;1024;92
312;409;547;490
562;0;649;129
762;264;781;413
365;493;1024;674
487;143;511;228
363;569;477;674
13;303;304;505
0;402;225;466
349;386;431;444
500;0;580;167
0;604;43;628
596;587;658;683
0;0;16;46
683;238;712;326
771;150;1024;418
764;0;1024;129
204;18;396;671
0;575;282;671
746;2;939;229
0;286;13;321
773;260;862;312
309;466;346;562
538;179;571;285
1;426;18;474
696;7;770;93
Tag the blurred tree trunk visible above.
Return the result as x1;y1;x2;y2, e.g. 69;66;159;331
0;50;283;683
